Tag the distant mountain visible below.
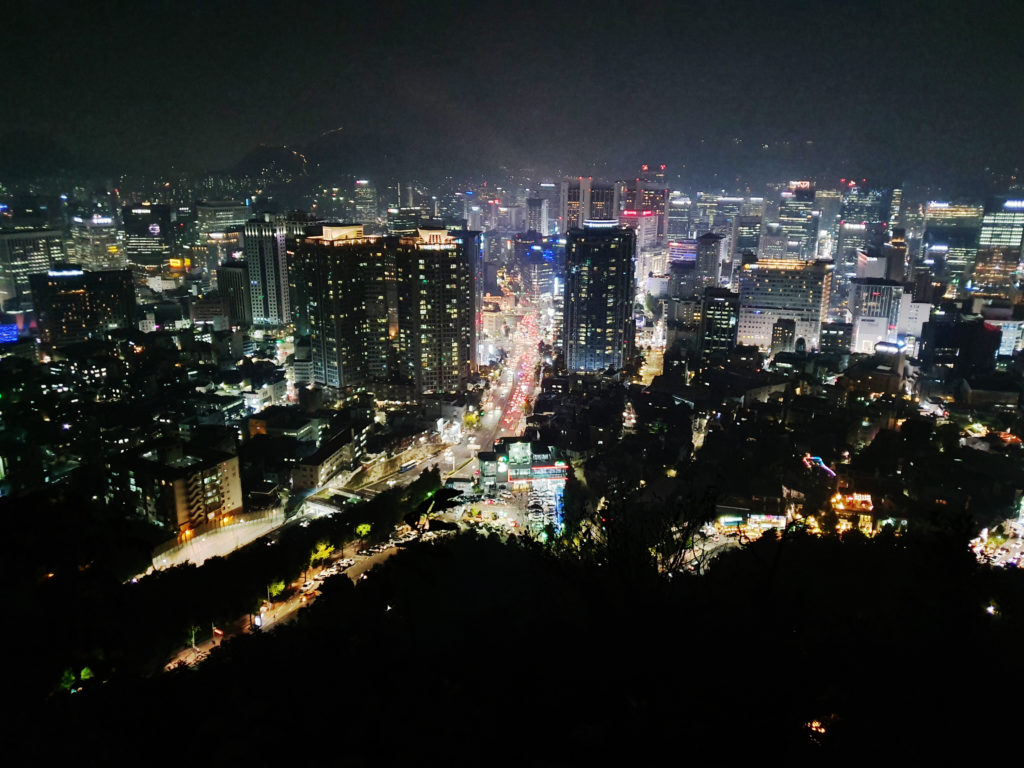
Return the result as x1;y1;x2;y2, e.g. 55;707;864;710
230;144;309;182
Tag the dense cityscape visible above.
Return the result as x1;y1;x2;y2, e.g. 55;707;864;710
3;0;1024;762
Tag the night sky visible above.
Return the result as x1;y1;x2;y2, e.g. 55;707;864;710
2;0;1022;186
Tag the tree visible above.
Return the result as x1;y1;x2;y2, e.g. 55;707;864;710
310;541;335;571
355;523;371;538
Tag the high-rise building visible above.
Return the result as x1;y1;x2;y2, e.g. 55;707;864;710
216;260;252;327
770;318;796;356
849;277;903;352
559;178;618;232
122;204;173;270
970;197;1024;298
0;227;65;309
732;215;763;261
667;194;692;240
695;232;724;288
244;216;291;326
758;222;789;260
292;225;397;389
526;198;550;235
737;259;832;351
883;228;908;283
395;227;478;392
70;211;122;272
921;200;983;288
563;223;636;372
196;200;251;237
354;180;378;226
698;287;739;363
777;181;819;259
619;209;658;255
588;184;618;221
30;263;136;345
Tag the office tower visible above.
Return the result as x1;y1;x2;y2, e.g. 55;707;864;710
622;166;669;239
920;316;1000;377
122;204;173;270
777;181;819;259
70;211;122;271
620;209;658;255
896;289;931;352
978;197;1024;249
244;216;291;326
588;184;618;221
526;198;550;234
195;200;251;236
667;194;692;240
737;259;832;351
29;264;136;345
971;197;1024;297
216;260;252;327
388;206;427;235
395;227;478;392
770;318;796;356
820;322;853;353
667;237;698;267
560;178;589;232
849;277;903;352
0;227;65;309
921;200;983;288
972;246;1019;298
732;215;762;260
835;221;869;278
884;228;908;282
889;187;903;226
814;189;843;252
759;222;789;260
695;232;724;288
563;223;636;372
559;178;619;232
698;287;739;363
354;180;378;225
292;225;397;389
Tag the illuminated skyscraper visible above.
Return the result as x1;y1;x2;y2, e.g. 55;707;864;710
563;223;636;372
695;232;724;288
921;200;983;289
70;211;122;272
293;225;396;389
30;264;136;345
737;259;832;351
777;181;819;259
0;227;65;309
667;194;692;240
244;216;291;326
526;198;550;235
354;180;378;225
395;227;478;392
122;204;173;270
559;178;618;232
849;277;902;352
698;287;739;363
971;197;1024;297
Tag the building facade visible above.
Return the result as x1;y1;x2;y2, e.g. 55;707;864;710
563;223;636;372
